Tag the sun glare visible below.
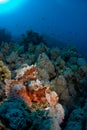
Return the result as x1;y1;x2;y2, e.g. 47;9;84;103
0;0;9;4
0;0;25;14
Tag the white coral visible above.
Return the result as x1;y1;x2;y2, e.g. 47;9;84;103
45;90;64;130
47;103;64;130
55;103;65;124
15;64;35;79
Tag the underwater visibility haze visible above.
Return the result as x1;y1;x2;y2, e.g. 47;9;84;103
0;0;87;130
0;0;87;58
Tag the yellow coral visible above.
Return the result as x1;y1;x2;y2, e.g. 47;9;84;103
0;60;11;82
0;61;4;67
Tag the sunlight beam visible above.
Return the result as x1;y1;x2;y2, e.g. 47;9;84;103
0;0;25;14
0;0;9;4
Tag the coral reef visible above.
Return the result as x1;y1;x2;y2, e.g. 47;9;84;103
46;90;64;130
64;108;84;130
0;63;64;130
0;99;52;130
5;63;63;110
0;81;6;102
21;30;47;51
0;60;11;101
5;64;38;106
64;99;87;130
0;60;11;81
35;42;49;55
50;47;60;60
0;30;87;130
37;53;56;83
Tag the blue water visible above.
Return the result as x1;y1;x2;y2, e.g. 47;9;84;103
0;0;87;59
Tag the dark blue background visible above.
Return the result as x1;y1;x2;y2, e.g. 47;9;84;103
0;0;87;58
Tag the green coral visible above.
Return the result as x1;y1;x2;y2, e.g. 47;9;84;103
0;60;11;81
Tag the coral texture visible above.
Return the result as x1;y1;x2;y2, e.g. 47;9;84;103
5;64;40;107
0;30;87;130
0;99;51;130
0;60;11;101
4;63;64;130
37;53;56;82
0;60;11;81
46;90;64;130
